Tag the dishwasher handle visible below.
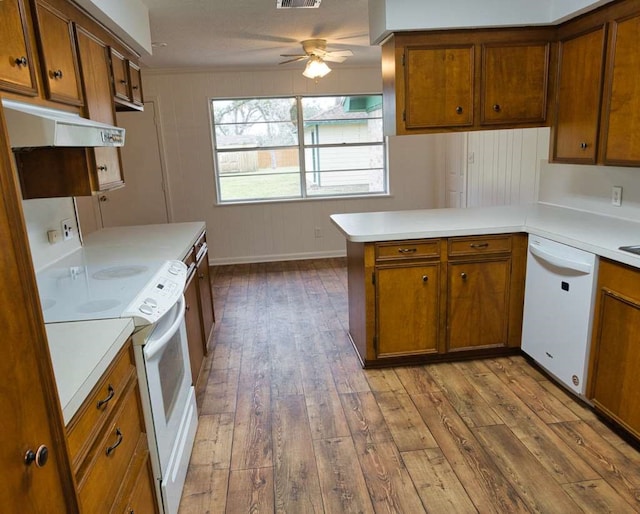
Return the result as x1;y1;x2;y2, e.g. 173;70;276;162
529;243;593;274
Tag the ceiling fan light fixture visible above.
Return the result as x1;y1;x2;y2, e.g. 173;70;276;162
303;56;331;79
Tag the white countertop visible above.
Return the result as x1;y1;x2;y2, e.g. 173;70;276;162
330;203;640;269
47;318;134;425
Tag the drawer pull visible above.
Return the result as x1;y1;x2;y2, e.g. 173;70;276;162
96;384;115;409
106;428;123;456
469;243;489;249
15;56;28;67
51;69;63;79
422;275;428;282
398;248;417;254
461;272;468;280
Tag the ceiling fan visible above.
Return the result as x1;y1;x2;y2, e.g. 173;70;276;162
279;39;353;78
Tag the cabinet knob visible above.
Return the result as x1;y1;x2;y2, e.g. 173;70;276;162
97;165;108;172
455;106;463;115
51;69;63;79
422;275;428;282
24;445;49;467
580;142;588;150
460;272;467;280
132;85;139;90
470;243;489;249
120;79;127;85
186;304;191;311
15;56;28;67
398;248;417;254
492;104;501;112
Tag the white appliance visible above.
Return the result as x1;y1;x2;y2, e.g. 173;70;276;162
36;255;197;514
521;235;598;395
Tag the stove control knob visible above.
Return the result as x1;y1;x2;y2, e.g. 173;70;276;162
168;265;181;275
144;297;158;308
139;304;154;315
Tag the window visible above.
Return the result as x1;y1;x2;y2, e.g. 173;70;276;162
210;95;386;203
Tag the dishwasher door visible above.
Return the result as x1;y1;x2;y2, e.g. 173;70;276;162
521;235;598;395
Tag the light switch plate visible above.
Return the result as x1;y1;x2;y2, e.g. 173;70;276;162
612;186;622;207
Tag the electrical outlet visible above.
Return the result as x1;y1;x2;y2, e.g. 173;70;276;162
61;218;74;240
611;186;623;207
47;229;60;244
314;227;322;238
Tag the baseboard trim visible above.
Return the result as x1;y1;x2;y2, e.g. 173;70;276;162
209;250;346;266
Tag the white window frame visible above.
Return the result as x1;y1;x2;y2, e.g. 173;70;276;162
210;94;387;205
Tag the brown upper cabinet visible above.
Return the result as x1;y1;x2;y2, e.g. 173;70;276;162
551;0;640;166
382;28;555;135
110;48;144;111
551;25;607;164
31;0;83;106
0;0;38;96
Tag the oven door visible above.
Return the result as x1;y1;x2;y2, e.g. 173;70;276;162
141;295;192;474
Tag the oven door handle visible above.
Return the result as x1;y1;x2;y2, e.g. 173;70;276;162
143;295;186;360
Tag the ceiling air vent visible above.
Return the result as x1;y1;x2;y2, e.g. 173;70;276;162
277;0;321;8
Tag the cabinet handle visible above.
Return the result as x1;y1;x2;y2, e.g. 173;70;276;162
132;85;139;90
15;56;28;67
106;428;123;456
120;79;128;85
422;275;428;282
492;104;501;112
470;243;489;249
186;303;191;311
97;165;108;172
96;384;115;409
24;445;49;468
398;248;417;254
580;142;588;150
51;69;63;79
455;106;463;114
461;272;467;280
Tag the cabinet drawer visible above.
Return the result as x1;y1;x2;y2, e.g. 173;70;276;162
448;235;512;257
78;382;145;513
375;240;440;261
67;342;135;470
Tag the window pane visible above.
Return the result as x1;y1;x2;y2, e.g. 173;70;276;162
306;168;385;196
212;98;298;148
304;145;384;172
217;148;301;201
302;96;383;144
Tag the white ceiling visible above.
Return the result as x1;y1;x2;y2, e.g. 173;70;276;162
138;0;381;70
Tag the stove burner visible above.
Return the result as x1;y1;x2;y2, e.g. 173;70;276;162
77;299;121;313
92;265;149;280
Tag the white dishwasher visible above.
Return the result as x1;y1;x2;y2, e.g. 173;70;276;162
521;235;598;395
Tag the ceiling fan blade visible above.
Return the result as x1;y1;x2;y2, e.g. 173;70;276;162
325;49;354;57
279;53;308;57
322;55;348;63
279;56;308;65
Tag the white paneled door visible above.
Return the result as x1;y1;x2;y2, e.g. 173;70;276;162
444;132;468;208
98;100;170;227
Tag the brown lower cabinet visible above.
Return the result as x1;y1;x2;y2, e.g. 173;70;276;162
587;258;640;440
184;262;205;390
67;339;158;513
348;233;526;367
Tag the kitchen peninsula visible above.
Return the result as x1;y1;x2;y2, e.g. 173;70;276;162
331;203;640;367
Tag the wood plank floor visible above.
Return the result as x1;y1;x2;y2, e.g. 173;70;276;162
179;258;640;514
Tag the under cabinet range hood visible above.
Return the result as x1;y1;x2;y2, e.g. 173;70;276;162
1;99;125;149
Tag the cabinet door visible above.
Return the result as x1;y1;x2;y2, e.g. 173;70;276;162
32;0;83;106
447;259;510;351
184;269;205;388
0;0;38;96
553;26;607;163
404;45;474;128
76;27;124;191
128;61;144;106
481;43;549;125
588;259;640;441
110;48;130;102
197;249;215;350
602;13;640;166
376;263;440;358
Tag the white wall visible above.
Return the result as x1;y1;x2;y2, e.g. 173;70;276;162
369;0;614;43
466;128;550;207
22;198;81;272
140;66;444;264
539;162;640;221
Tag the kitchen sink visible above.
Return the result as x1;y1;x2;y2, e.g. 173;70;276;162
619;245;640;255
